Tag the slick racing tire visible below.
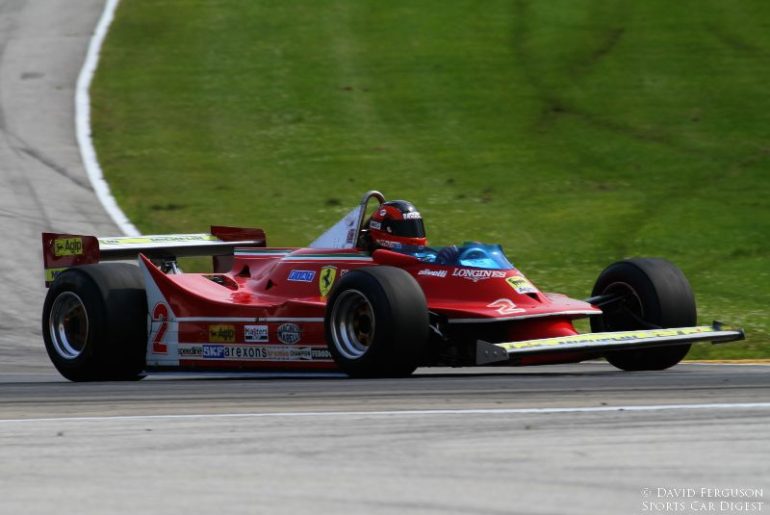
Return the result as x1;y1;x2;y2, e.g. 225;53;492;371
42;264;148;381
591;258;696;371
325;266;429;378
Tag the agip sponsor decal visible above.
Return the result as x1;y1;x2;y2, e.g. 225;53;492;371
54;238;83;257
288;270;316;282
452;268;507;282
277;323;302;344
506;276;538;294
209;324;236;343
319;266;337;297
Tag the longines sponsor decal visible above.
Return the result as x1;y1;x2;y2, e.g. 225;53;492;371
277;323;302;344
452;269;507;282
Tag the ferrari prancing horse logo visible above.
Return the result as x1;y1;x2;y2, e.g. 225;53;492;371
319;266;337;297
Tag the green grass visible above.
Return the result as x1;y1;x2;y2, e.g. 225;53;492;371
91;0;770;358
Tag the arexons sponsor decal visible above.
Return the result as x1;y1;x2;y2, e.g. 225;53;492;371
403;211;421;220
452;269;507;282
277;323;302;344
288;270;316;282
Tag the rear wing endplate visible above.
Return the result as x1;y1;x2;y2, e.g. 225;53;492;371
42;226;265;286
476;323;745;365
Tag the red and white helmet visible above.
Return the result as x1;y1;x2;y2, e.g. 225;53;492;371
368;200;427;249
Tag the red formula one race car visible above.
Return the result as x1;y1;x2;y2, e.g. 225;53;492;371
41;191;744;381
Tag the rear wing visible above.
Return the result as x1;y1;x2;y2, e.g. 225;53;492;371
42;226;265;286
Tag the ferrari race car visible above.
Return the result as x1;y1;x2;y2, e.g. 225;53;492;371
41;191;744;381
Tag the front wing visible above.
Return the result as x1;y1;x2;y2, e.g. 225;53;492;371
476;323;745;365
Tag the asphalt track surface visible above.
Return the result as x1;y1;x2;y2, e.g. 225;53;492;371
0;2;768;515
0;0;118;370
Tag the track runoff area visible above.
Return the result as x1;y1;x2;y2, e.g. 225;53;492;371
1;363;769;514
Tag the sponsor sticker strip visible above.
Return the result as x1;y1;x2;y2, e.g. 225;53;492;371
178;344;332;362
98;234;219;247
495;326;743;354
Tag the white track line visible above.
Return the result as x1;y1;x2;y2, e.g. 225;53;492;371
1;402;769;425
75;0;140;236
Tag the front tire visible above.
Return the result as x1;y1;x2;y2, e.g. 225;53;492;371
325;266;429;378
42;264;148;381
591;258;696;371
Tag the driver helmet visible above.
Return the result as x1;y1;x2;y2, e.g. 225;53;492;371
368;200;427;249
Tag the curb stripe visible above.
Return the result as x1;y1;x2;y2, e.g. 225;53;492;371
75;0;140;236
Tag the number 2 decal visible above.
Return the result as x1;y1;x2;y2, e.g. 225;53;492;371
486;298;525;315
151;302;169;353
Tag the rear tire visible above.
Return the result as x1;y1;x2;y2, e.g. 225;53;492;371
42;264;148;381
591;258;696;371
325;266;429;378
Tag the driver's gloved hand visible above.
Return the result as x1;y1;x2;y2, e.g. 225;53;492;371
435;245;459;265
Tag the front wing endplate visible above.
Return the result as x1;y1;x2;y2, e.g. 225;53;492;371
477;323;745;365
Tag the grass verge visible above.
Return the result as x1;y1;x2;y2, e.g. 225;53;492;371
92;0;770;358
